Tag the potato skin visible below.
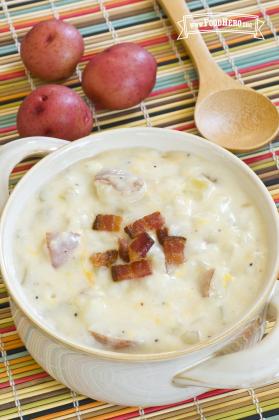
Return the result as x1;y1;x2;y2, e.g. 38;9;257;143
82;42;157;110
20;19;84;81
17;85;93;140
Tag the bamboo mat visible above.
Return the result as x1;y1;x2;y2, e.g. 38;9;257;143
1;0;279;418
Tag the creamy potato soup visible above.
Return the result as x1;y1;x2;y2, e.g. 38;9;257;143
14;148;267;353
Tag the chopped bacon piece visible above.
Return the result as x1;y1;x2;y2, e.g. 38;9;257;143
93;214;122;232
118;238;130;263
156;227;169;245
124;212;165;238
90;250;118;267
200;268;215;297
111;260;152;282
90;331;136;350
46;232;80;269
128;232;154;261
163;236;186;265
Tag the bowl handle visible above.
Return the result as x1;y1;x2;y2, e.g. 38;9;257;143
0;137;69;214
173;283;279;389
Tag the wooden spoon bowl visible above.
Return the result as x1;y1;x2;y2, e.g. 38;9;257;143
196;88;279;151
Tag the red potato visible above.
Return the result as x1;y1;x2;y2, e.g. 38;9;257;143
20;19;84;81
82;42;157;110
17;85;93;140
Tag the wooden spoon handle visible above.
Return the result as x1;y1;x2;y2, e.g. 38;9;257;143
158;0;223;79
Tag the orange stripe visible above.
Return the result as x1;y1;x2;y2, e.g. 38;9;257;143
0;363;41;378
8;356;33;366
2;340;24;351
1;333;21;343
92;407;139;420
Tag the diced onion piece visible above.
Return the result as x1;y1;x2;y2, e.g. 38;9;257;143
181;330;200;345
92;214;122;232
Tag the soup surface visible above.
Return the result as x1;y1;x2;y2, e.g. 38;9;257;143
14;148;267;353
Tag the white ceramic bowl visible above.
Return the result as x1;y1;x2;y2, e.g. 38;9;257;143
0;127;279;407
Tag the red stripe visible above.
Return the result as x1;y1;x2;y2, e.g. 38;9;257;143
243;152;276;164
0;372;49;389
174;122;196;131
257;6;279;17
0;126;17;134
198;388;233;399
224;60;279;79
0;326;16;334
12;163;34;173
0;71;25;81
238;59;279;74
138;34;176;47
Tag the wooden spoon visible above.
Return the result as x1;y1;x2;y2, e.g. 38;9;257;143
158;0;279;151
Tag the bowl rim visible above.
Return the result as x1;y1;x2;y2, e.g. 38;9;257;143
1;127;279;362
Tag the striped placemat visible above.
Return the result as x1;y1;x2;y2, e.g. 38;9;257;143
1;0;279;418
